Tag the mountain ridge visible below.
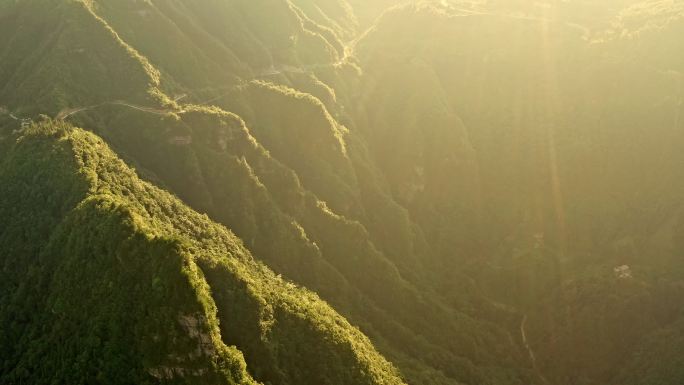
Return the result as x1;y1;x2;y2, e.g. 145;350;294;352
0;120;405;385
2;1;684;384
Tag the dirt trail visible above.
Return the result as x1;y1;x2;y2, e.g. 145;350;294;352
521;315;550;384
56;100;178;121
56;45;358;121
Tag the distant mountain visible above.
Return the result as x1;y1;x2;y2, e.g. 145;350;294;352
351;2;684;384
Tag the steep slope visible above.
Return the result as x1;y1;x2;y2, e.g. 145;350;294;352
351;2;684;384
3;1;684;385
353;0;684;282
1;2;536;384
0;0;164;115
0;121;404;385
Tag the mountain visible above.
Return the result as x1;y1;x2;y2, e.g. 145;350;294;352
2;0;684;384
2;1;535;384
349;1;684;384
0;120;403;385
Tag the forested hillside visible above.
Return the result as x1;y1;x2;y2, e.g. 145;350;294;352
1;1;683;384
0;121;404;385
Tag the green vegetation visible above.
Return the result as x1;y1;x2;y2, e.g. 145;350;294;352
0;121;403;385
1;1;684;384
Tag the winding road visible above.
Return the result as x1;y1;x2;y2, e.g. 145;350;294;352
56;100;177;120
52;37;361;123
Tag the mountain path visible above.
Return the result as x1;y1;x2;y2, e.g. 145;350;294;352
521;315;550;385
55;51;353;122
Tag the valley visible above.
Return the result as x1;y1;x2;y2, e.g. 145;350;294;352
1;1;683;384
